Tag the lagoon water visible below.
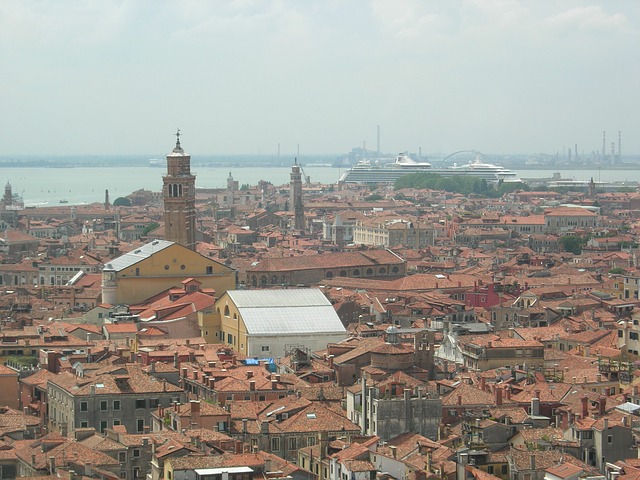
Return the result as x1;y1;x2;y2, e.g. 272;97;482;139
1;165;639;206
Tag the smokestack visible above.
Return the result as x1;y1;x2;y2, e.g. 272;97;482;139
376;125;380;157
603;130;606;160
619;130;622;162
611;142;616;164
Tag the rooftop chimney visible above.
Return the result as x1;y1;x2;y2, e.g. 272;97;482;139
599;397;606;416
531;398;540;417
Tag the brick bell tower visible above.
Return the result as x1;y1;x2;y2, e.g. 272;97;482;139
163;129;196;250
290;158;304;231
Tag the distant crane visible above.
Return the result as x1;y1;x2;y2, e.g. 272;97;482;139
298;163;311;184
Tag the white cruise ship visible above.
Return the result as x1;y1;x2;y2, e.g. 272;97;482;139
338;153;521;185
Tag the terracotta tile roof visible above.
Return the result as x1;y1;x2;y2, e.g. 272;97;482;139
20;368;59;388
441;383;496;407
172;401;228;418
508;446;564;471
545;463;584;478
510;382;573;404
154;439;197;458
13;434;119;471
247;250;403;272
545;207;598;217
466;466;503;480
49;363;183;396
103;323;138;333
169;450;302;477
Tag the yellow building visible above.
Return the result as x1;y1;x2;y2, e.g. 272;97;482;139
214;289;346;359
102;240;235;306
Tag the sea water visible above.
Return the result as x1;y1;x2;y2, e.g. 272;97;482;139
0;165;638;206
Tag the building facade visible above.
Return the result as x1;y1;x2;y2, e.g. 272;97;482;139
101;240;235;306
214;289;347;359
46;364;185;436
353;217;435;248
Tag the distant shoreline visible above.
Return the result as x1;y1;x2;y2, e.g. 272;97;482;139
1;161;640;170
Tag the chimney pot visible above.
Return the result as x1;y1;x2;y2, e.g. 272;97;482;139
495;387;503;406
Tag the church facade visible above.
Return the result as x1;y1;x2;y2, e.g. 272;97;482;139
101;240;236;306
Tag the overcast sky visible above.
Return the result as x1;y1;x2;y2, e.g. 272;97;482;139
1;0;638;157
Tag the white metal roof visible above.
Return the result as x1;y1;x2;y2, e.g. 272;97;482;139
616;402;640;414
195;467;253;475
241;306;345;335
103;240;174;272
227;288;331;308
226;289;345;335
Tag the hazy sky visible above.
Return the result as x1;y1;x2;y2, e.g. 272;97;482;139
1;0;638;156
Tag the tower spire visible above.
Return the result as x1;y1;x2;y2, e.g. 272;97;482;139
174;128;182;152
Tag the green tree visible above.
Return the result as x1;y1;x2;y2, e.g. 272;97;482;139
608;267;627;275
365;194;384;201
113;197;131;207
560;235;585;254
142;222;160;236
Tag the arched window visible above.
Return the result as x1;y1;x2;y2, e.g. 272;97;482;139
272;275;278;284
379;268;386;275
392;266;399;274
233;313;237;320
251;276;257;287
224;305;230;317
261;276;267;286
366;268;373;276
340;270;347;277
353;269;360;276
325;271;334;279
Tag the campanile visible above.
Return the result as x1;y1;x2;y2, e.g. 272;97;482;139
163;129;196;250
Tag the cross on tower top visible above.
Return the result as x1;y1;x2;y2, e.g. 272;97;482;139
174;128;181;149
